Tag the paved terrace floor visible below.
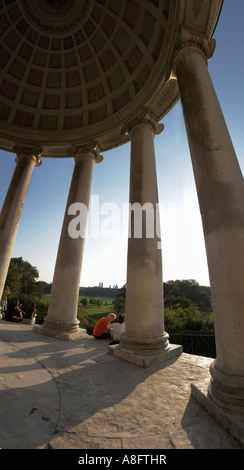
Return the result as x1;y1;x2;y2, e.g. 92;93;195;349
0;321;242;450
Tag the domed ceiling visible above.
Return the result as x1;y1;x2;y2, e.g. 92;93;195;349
0;0;222;156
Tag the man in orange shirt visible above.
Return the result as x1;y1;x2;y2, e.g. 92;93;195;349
93;313;116;339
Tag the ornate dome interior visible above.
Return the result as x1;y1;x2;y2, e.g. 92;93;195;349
0;0;222;156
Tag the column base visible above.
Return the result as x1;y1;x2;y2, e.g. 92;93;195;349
107;343;182;368
208;360;244;410
191;379;244;446
33;318;87;341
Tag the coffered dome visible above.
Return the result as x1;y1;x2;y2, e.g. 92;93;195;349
0;0;222;156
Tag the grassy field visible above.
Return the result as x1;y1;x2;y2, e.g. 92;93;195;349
81;298;114;314
32;293;115;334
34;293;114;321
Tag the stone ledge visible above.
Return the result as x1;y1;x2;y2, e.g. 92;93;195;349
191;379;244;446
33;324;87;341
107;343;182;368
23;318;36;325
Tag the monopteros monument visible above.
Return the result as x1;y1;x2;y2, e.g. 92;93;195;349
0;0;243;444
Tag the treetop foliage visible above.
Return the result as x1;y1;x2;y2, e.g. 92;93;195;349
4;257;41;299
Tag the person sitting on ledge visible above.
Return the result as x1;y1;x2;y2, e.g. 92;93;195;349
109;313;126;345
12;300;24;322
93;313;116;339
23;302;37;324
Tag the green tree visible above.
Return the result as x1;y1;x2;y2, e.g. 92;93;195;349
164;279;212;312
81;297;88;307
112;296;125;314
8;257;40;296
4;257;44;313
116;284;126;299
5;256;44;301
3;261;22;300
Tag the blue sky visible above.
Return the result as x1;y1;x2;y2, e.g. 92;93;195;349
0;0;243;288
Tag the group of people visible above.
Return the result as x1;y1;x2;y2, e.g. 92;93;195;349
93;312;125;344
3;300;37;324
2;301;124;339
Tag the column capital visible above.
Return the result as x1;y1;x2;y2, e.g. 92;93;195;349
121;109;164;137
13;145;42;167
171;28;216;77
68;142;103;164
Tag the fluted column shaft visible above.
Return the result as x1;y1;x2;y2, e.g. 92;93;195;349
110;117;182;366
0;149;41;299
174;39;244;409
35;148;102;339
123;121;165;346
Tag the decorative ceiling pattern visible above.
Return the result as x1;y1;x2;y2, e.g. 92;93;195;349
0;0;223;154
0;0;170;133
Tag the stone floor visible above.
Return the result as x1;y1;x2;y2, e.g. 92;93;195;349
0;321;242;450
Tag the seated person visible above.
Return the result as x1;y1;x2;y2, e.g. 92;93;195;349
23;303;37;324
93;313;116;339
12;300;24;322
109;313;126;345
4;310;13;322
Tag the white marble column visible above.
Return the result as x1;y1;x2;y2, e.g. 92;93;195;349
0;147;42;300
173;34;244;440
34;146;103;340
108;115;182;367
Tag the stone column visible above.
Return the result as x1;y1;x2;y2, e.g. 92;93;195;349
108;114;182;367
0;146;42;300
34;145;103;340
173;33;244;440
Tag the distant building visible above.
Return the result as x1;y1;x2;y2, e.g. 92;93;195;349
99;282;103;288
